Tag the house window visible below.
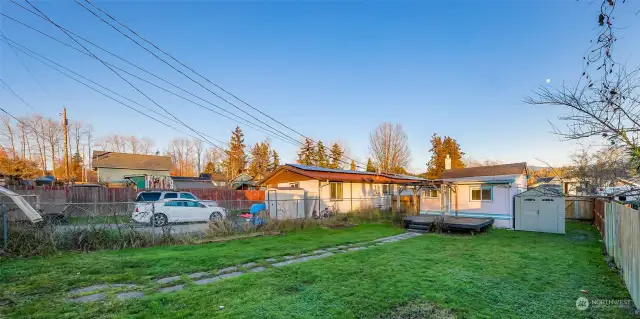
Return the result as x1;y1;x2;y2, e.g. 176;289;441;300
330;182;343;200
382;184;392;195
290;182;299;188
471;186;492;201
424;189;438;198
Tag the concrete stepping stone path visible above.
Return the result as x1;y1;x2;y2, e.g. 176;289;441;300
65;232;421;303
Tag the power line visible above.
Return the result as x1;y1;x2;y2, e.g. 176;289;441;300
0;9;302;146
74;0;311;148
75;0;367;169
22;0;221;152
0;78;36;111
2;11;356;170
0;30;47;93
1;35;226;147
0;36;229;154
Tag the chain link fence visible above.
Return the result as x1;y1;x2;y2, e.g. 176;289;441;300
1;195;399;257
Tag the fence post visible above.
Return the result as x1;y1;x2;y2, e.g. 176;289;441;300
2;202;7;250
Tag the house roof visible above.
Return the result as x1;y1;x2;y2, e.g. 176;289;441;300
535;177;557;184
260;164;429;185
92;151;173;171
439;162;527;180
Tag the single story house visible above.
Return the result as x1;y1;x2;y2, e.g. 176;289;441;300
530;176;562;188
232;173;259;190
92;151;172;188
259;163;427;218
424;160;529;229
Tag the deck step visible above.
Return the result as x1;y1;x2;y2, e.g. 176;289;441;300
406;228;429;234
407;224;429;231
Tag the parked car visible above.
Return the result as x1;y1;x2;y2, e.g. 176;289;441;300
134;191;219;207
132;198;227;226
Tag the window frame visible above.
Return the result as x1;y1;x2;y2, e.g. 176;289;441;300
136;192;161;202
330;182;343;201
163;192;178;199
289;182;300;188
424;189;438;198
382;184;393;195
470;186;493;202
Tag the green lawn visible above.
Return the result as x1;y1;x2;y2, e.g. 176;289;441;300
0;222;634;318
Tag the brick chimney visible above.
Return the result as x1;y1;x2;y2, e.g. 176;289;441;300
445;154;452;170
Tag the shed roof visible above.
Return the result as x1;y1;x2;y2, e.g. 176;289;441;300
515;186;564;197
260;164;428;185
92;151;173;171
440;162;527;179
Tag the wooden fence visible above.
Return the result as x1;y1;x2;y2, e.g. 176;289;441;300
564;197;595;220
599;201;639;309
5;186;264;203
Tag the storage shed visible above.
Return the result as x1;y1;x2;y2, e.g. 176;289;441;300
515;187;565;234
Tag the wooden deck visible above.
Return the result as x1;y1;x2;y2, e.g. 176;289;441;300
403;215;494;232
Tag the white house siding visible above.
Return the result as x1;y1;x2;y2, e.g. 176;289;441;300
274;180;393;214
434;174;527;229
97;168;170;183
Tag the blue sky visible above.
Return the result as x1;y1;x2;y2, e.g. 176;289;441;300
1;0;639;172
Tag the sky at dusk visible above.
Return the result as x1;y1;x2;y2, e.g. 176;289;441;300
2;0;640;172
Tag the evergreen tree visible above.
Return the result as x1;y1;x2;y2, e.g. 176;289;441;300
314;141;329;168
426;134;465;178
329;143;344;169
350;159;356;171
203;161;216;174
269;150;280;171
222;126;247;179
297;138;315;165
366;158;376;172
247;141;271;180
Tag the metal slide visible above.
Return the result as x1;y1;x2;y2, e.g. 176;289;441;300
0;186;43;223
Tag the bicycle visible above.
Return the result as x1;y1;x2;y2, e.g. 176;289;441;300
314;205;335;219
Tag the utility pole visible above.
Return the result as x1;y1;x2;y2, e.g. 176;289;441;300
82;144;85;183
62;107;70;183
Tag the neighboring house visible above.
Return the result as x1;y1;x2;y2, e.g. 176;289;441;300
259;163;427;217
199;172;228;187
232;173;259;190
427;158;528;229
170;176;214;189
531;176;562;188
92;151;172;188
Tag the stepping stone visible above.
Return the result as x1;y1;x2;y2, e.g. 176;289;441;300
156;276;181;284
159;284;184;293
250;267;267;273
218;271;243;279
265;258;278;263
111;284;137;288
239;262;257;269
194;277;220;285
69;284;109;295
282;255;295;260
68;293;106;303
299;253;310;257
116;292;144;300
326;247;338;251
272;252;334;268
311;249;327;254
347;247;364;252
335;249;346;253
336;245;348;249
218;266;237;274
188;272;209;279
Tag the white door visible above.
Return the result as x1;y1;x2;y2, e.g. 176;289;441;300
538;198;559;233
521;198;539;231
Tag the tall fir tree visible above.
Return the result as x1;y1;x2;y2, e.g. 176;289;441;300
297;138;315;165
203;161;216;174
366;158;376;172
329;143;344;169
350;159;357;171
222;126;247;179
247;141;270;180
269;150;280;172
426;134;465;178
314;141;329;168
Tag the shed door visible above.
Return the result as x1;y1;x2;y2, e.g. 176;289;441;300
537;198;559;233
521;198;539;230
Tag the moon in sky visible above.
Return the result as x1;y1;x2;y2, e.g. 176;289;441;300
546;79;551;84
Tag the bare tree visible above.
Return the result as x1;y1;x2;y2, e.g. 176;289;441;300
83;124;94;169
193;138;203;175
526;67;640;169
0;116;16;157
137;137;154;154
168;138;195;176
568;145;631;195
368;123;411;173
43;118;61;177
464;157;503;167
